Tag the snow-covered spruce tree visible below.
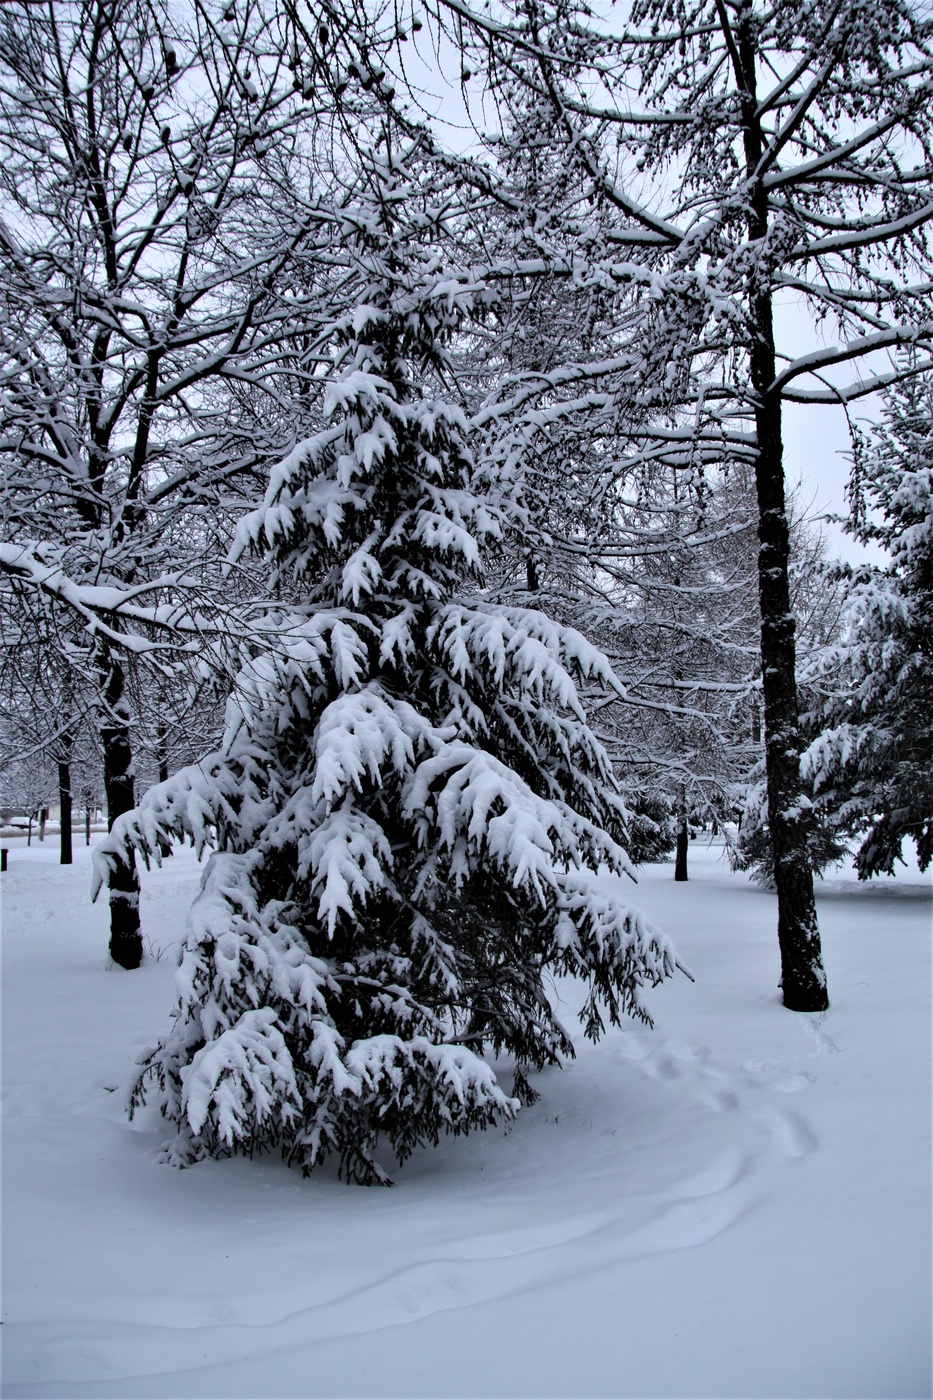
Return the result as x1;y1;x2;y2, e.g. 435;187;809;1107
94;200;681;1183
801;374;933;878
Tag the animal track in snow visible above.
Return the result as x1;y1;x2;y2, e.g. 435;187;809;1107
631;1189;756;1254
762;1107;818;1159
670;1149;753;1200
801;1016;842;1057
662;1038;710;1065
392;1263;468;1318
632;1038;742;1114
445;1212;609;1262
619;1030;821;1184
704;1087;740;1111
742;1059;816;1093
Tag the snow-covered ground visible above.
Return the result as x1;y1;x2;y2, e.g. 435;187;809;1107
2;835;930;1399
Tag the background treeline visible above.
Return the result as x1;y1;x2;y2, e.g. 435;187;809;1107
1;0;930;1008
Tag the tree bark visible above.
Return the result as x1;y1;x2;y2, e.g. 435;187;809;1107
156;725;171;857
99;647;142;969
752;386;828;1010
674;814;689;882
58;755;73;866
736;0;828;1012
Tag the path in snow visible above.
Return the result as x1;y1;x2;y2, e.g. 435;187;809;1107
1;836;929;1398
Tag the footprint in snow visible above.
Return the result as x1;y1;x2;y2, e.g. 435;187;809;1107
670;1149;754;1200
762;1107;818;1159
446;1212;609;1263
394;1264;467;1317
621;1177;759;1257
638;1039;741;1111
704;1087;740;1110
801;1016;842;1056
742;1059;816;1093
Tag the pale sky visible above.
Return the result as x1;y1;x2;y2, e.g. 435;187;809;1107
775;297;886;566
783;400;861;563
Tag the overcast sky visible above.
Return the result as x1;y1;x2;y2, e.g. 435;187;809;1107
775;295;887;566
782;401;867;564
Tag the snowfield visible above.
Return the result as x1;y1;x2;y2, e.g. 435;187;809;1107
1;836;929;1399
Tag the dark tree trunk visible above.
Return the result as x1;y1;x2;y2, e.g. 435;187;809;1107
85;805;92;846
674;815;689;882
751;385;828;1010
39;807;47;841
58;755;72;865
99;647;142;969
736;6;828;1013
156;726;171;857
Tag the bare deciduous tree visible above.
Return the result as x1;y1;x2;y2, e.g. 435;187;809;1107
0;0;352;962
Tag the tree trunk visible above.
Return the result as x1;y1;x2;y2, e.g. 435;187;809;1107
737;5;828;1013
156;726;173;857
99;647;142;969
751;385;828;1010
85;805;92;846
58;755;73;865
39;807;47;841
674;814;689;882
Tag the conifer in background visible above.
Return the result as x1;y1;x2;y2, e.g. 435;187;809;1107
803;374;933;878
